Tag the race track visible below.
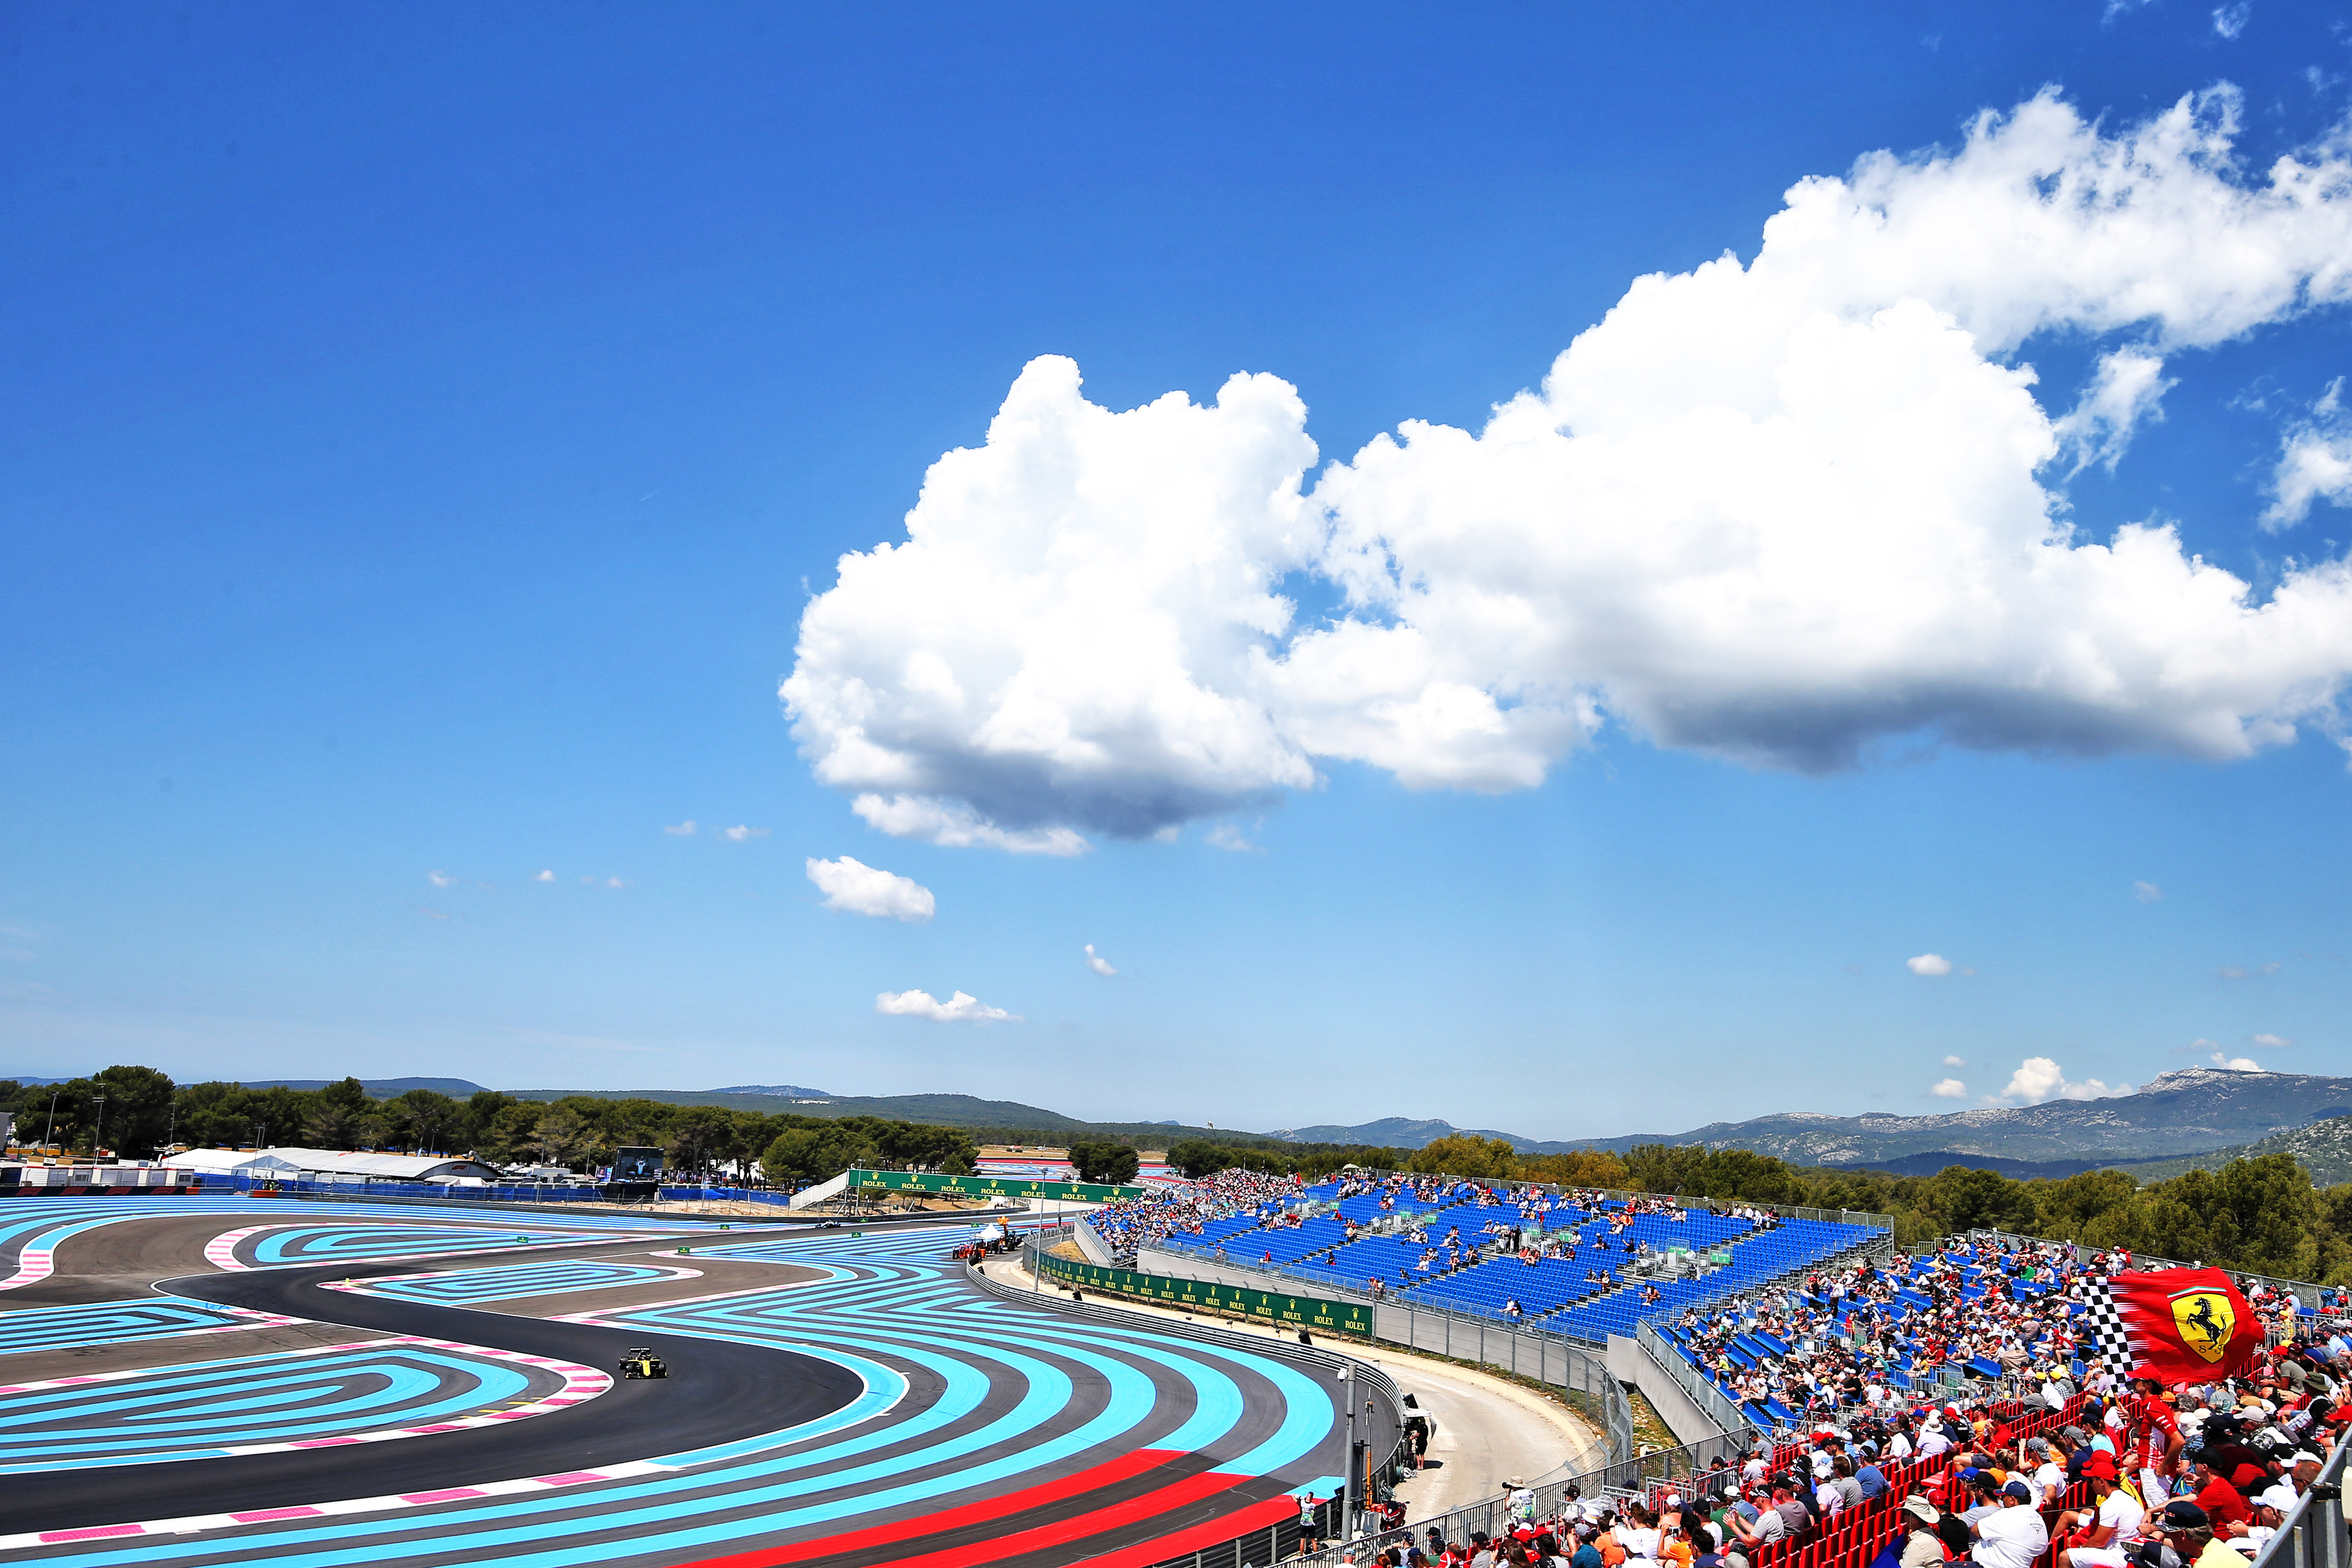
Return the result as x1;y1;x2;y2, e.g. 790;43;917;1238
0;1197;1383;1567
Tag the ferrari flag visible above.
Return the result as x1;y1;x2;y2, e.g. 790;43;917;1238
2078;1269;2264;1384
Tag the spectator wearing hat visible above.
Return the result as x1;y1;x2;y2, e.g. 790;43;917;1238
2147;1499;2241;1568
2018;1436;2067;1509
1897;1496;1945;1568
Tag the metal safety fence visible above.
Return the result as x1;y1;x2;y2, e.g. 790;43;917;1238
2254;1436;2350;1568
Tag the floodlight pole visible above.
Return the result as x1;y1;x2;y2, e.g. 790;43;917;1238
41;1092;60;1155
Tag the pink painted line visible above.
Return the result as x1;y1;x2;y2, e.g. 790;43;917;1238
2;1245;58;1291
202;1224;285;1271
401;1488;486;1504
231;1508;323;1523
38;1525;145;1543
536;1471;610;1486
291;1437;362;1448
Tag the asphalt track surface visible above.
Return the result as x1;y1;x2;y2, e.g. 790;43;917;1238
0;1201;1382;1567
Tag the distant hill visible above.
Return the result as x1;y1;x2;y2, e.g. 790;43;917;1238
504;1088;1106;1127
2106;1114;2352;1188
1273;1116;1584;1154
1558;1068;2352;1166
495;1087;1391;1155
711;1084;835;1099
241;1077;491;1097
1847;1149;2191;1181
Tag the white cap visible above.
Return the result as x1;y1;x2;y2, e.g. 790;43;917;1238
2257;1485;2299;1513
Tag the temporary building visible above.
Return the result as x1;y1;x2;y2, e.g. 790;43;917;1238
162;1147;500;1183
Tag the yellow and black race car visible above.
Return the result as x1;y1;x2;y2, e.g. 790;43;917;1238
618;1347;667;1379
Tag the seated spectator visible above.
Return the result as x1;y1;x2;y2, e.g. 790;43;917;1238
1970;1480;2049;1568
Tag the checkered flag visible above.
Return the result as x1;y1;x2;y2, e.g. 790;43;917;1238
2077;1276;2133;1368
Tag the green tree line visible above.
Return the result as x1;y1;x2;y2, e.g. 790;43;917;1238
0;1069;978;1188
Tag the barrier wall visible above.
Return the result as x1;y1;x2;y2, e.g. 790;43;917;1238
1035;1251;1373;1336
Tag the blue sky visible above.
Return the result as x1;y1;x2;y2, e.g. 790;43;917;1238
4;3;2350;1138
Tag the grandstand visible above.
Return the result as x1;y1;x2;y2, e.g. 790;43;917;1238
1158;1173;1889;1348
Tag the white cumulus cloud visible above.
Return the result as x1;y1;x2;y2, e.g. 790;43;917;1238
1907;953;1955;976
1993;1056;2130;1105
533;869;555;882
1931;1078;1968;1098
876;988;1019;1023
663;819;697;837
1083;943;1117;976
1943;1054;1968;1068
723;825;770;842
851;794;1087;857
2210;1049;2263;1070
782;86;2352;847
2133;880;2164;902
805;856;936;923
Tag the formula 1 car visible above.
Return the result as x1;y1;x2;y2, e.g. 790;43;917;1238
618;1348;668;1380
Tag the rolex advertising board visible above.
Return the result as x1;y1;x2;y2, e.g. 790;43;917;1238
1038;1253;1372;1337
847;1168;1147;1204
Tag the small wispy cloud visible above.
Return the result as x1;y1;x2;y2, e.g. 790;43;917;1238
427;870;456;889
2211;3;2250;38
1930;1078;1967;1099
1906;953;1954;977
1206;823;1259;852
2252;1032;2292;1048
1084;944;1118;977
2218;961;2282;979
2132;880;2163;903
806;857;935;922
663;819;697;837
876;988;1020;1023
534;869;555;882
723;825;769;842
1942;1055;1967;1068
422;907;450;921
606;877;626;889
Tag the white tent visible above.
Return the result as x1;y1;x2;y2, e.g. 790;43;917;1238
162;1147;499;1182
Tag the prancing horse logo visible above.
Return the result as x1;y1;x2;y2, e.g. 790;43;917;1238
2171;1289;2234;1364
